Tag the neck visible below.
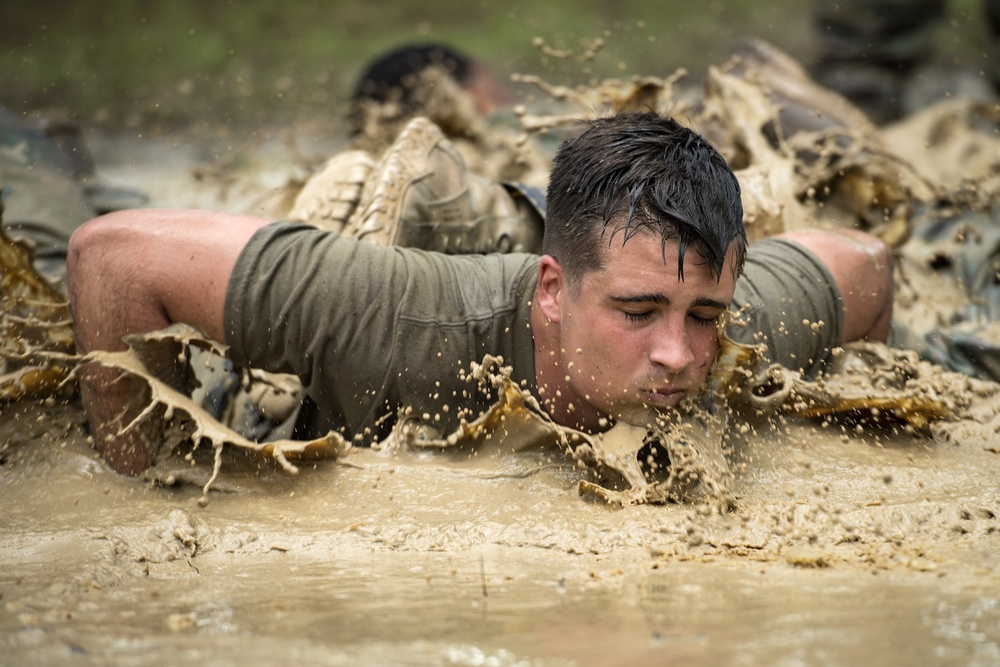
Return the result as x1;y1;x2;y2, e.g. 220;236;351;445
530;298;611;433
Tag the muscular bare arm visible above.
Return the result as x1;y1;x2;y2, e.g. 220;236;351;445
777;228;893;344
66;209;273;474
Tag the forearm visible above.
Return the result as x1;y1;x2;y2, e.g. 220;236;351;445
66;209;272;474
66;213;174;473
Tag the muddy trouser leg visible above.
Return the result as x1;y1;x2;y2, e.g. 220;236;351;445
814;0;945;122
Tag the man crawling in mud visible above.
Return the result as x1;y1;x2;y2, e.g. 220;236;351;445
66;111;893;475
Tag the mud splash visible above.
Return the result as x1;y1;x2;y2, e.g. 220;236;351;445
0;220;74;400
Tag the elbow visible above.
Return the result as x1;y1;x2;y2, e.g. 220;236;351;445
68;207;136;259
865;234;895;344
66;211;150;353
67;215;116;320
67;211;127;287
842;229;895;344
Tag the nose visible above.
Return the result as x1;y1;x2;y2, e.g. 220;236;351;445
648;319;694;373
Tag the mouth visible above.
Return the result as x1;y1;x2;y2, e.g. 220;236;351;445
640;387;687;408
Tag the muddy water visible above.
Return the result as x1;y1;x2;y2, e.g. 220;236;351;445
3;392;999;666
3;121;1000;666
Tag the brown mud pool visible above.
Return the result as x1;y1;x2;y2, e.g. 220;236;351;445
3;392;1000;666
4;49;1000;665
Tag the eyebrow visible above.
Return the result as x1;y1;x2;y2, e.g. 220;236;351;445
611;294;730;310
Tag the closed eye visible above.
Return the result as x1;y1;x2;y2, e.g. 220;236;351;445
690;313;719;327
623;310;653;323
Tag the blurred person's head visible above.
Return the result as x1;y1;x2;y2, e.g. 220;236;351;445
349;43;515;140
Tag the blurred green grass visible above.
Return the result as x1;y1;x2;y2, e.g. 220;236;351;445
0;0;989;131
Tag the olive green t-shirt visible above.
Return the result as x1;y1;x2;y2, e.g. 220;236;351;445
225;222;842;441
224;221;539;443
727;237;844;378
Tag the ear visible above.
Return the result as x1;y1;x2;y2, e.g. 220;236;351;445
536;255;566;323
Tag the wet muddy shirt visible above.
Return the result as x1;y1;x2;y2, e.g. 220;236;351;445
224;221;539;443
225;223;841;442
726;238;843;378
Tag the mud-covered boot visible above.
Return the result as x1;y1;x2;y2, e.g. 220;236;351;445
287;150;376;233
342;116;543;253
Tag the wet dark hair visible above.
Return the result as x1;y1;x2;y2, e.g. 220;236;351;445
349;43;472;135
543;111;746;287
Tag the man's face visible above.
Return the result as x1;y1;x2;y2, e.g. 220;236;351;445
537;230;739;428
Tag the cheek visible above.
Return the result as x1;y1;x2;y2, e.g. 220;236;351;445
577;309;621;345
691;327;721;368
571;317;631;374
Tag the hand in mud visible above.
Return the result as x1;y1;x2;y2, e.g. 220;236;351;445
78;361;162;475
